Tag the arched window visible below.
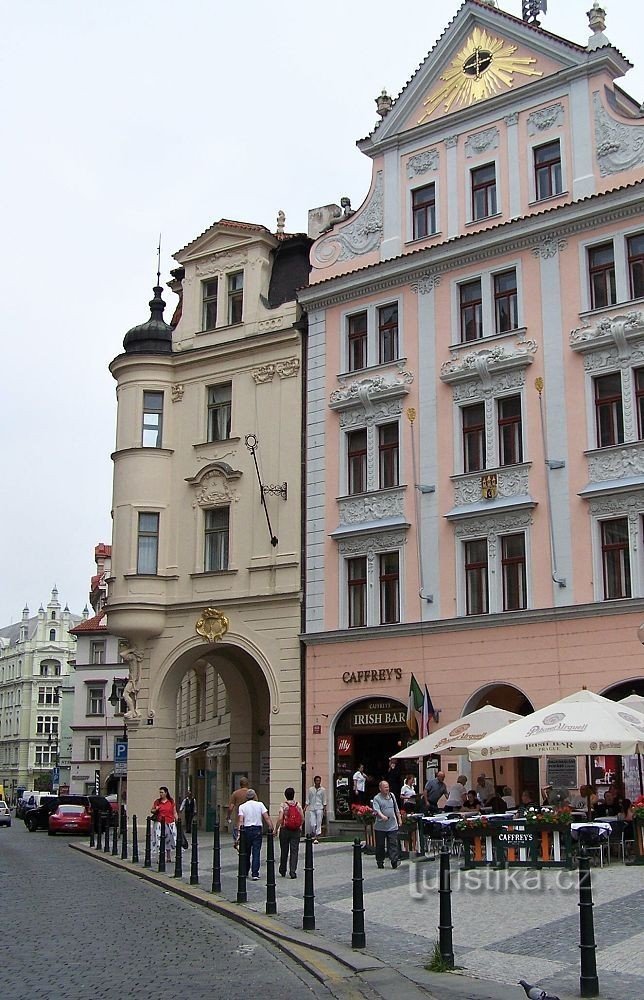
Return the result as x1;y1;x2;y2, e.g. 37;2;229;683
49;629;56;641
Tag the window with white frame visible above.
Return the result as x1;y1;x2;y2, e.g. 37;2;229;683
227;271;244;324
587;497;644;603
497;395;523;466
344;299;402;372
457;521;530;616
456;268;519;344
533;140;562;201
628;234;644;300
583;231;644;312
464;538;489;615
36;715;58;736
86;736;102;762
411;183;436;240
600;517;632;600
462;402;486;472
347;429;368;495
90;640;106;665
342;538;404;628
202;278;218;330
594;372;624;447
204;507;230;572
378;423;399;489
379;552;400;624
588;243;616;310
471;163;497;221
137;512;159;574
344;417;402;496
35;744;56;767
87;686;105;716
142;391;164;448
458;391;525;474
207;383;232;441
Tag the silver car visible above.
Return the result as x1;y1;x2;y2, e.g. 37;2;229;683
0;801;11;827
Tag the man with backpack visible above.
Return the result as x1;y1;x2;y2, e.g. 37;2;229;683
275;787;304;878
305;774;327;843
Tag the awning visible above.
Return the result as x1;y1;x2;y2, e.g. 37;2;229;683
175;745;201;760
205;740;230;758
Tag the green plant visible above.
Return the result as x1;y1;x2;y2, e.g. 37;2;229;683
426;941;451;973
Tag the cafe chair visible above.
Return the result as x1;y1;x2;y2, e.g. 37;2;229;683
576;825;610;867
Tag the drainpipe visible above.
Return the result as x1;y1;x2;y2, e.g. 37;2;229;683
535;377;566;588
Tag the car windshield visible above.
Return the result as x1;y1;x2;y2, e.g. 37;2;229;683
57;805;86;815
0;803;8;811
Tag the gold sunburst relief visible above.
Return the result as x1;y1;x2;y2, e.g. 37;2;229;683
418;28;542;122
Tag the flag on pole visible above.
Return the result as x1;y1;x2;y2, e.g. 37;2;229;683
406;674;424;736
423;684;439;733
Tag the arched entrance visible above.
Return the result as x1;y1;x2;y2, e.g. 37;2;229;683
332;696;407;817
461;683;535;800
599;678;644;798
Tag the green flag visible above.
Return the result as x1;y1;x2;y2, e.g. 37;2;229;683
406;674;424;736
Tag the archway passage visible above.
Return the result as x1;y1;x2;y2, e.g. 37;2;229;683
333;697;407;817
601;678;644;701
463;682;534;717
598;679;644;799
461;683;536;801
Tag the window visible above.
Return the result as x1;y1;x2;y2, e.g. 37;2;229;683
207;383;232;441
594;372;624;447
204;508;230;572
501;534;527;611
460;279;483;342
142;391;164;448
378;304;399;364
534;140;562;200
112;681;126;715
347;429;367;495
465;539;489;615
50;610;56;620
493;270;518;334
90;640;105;665
636;369;644;439
36;715;58;736
601;518;631;599
588;243;616;309
347;312;367;372
49;629;56;641
379;552;400;624
628;234;644;300
498;395;523;466
471;163;497;221
347;558;367;628
202;279;218;330
378;423;399;489
412;184;436;240
227;271;243;324
39;664;49;677
38;686;60;706
137;512;159;574
87;686;105;716
35;745;56;767
86;737;102;762
462;403;486;472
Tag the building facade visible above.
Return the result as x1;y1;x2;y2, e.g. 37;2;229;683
108;219;310;824
0;588;81;802
298;1;644;815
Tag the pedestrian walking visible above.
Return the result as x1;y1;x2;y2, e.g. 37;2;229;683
275;787;304;879
238;789;273;880
179;789;196;849
226;776;249;850
352;763;368;805
305;775;327;842
150;786;178;864
372;780;402;869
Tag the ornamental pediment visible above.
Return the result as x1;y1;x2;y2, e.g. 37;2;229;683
440;340;537;387
570;311;644;359
329;368;413;412
185;462;242;507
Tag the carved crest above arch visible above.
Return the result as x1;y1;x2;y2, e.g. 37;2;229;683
185;462;242;507
195;607;230;644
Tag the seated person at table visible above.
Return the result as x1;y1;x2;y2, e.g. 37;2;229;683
516;790;536;816
475;774;495;805
443;775;468;810
487;792;509;814
399;775;417;811
502;786;516;809
462;789;481;811
594;789;621;817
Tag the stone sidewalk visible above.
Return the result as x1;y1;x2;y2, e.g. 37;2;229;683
82;833;644;1000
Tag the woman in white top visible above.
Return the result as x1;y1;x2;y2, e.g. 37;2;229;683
443;775;468;810
399;775;418;811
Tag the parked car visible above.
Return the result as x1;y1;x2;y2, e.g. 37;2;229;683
0;801;11;827
24;796;59;832
48;803;92;836
17;790;49;819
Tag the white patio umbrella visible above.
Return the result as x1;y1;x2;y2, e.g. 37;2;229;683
391;705;523;760
467;689;644;760
618;694;644;794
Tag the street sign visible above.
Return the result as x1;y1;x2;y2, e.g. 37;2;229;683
114;739;128;776
52;766;60;791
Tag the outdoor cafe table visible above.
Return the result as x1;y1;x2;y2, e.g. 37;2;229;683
450;815;574;870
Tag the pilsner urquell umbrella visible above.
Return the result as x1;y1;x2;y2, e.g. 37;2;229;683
391;705;522;759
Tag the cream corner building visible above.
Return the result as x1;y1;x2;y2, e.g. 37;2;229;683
108;218;310;824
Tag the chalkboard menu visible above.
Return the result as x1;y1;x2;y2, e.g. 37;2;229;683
546;756;577;789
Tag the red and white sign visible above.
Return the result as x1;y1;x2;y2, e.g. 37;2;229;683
336;736;353;756
312;724;322;734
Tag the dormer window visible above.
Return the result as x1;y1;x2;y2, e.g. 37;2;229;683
471;163;497;221
227;272;244;324
202;279;218;330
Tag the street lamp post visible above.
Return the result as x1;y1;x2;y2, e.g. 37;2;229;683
109;679;128;830
47;731;60;793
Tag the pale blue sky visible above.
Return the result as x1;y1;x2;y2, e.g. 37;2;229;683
1;0;642;623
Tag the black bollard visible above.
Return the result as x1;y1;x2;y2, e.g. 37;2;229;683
111;817;118;856
236;828;248;903
132;815;139;864
174;819;183;879
578;845;600;997
416;815;426;857
121;814;128;860
159;818;166;873
89;814;95;848
93;811;101;849
438;842;454;969
190;818;199;885
303;834;315;931
351;838;366;949
211;822;221;894
144;816;152;868
103;815;111;853
265;830;277;915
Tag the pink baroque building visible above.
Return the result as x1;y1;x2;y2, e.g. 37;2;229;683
299;0;644;818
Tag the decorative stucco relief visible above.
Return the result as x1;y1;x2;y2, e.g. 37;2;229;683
441;341;537;387
452;370;526;403
504;113;519;127
532;234;567;259
593;91;644;176
444;135;459;149
338;488;406;524
258;317;285;333
171;384;184;402
194;252;248;277
464;127;499;158
411;272;442;295
338;399;403;429
311;172;384;267
407;150;439;177
587;444;644;482
330;370;414;411
453;467;529;506
452;509;533;540
275;358;300;379
527;103;564;135
337;530;408;559
189;464;242;507
252;364;276;384
570;311;644;360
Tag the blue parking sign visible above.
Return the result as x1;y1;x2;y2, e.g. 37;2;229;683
114;739;128;775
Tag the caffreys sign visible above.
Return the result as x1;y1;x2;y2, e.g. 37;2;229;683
342;667;403;684
350;700;407;731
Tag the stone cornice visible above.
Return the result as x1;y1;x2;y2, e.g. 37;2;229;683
329;369;414;411
440;340;537;385
299;185;643;312
570;309;644;356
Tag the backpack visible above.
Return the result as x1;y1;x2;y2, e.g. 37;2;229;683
283;802;302;831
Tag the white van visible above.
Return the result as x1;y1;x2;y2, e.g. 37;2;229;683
17;791;50;817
